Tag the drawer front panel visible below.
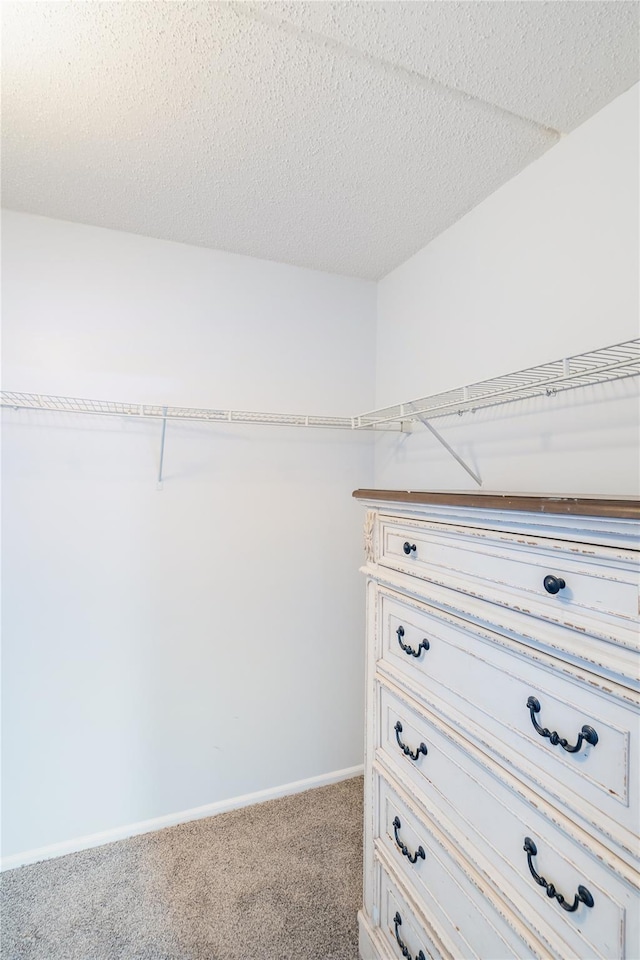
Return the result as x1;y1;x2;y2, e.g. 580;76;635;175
377;862;447;960
376;774;539;960
378;587;639;852
378;683;638;960
378;517;640;645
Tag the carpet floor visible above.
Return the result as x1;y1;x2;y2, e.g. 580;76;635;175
1;777;363;960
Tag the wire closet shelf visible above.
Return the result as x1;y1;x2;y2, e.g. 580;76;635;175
0;395;364;430
1;338;639;431
356;338;640;429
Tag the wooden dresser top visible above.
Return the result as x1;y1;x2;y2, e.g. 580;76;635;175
352;489;640;520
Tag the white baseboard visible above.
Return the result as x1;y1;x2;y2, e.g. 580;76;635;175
1;763;363;872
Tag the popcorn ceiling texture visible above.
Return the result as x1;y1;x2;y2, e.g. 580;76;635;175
250;1;640;133
2;1;638;280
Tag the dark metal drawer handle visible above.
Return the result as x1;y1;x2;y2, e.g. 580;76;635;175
403;541;417;556
543;574;566;595
527;696;598;753
393;816;425;864
394;912;426;960
523;838;594;913
396;626;430;658
394;721;428;762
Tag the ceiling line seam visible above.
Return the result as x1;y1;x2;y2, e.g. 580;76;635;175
234;1;562;140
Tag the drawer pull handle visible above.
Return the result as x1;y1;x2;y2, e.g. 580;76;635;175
396;626;430;658
543;574;566;595
523;837;595;913
526;696;598;753
403;541;417;556
393;816;426;864
394;721;428;761
393;911;427;960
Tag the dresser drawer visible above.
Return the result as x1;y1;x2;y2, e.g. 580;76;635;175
378;682;640;960
377;586;640;859
375;860;448;960
377;516;640;647
375;773;540;960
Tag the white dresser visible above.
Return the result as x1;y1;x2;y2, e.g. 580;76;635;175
354;490;640;960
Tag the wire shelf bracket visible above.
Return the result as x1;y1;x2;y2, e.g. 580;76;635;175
157;407;168;488
417;415;482;487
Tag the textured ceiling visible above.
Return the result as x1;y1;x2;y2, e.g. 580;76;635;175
249;1;640;132
2;2;638;280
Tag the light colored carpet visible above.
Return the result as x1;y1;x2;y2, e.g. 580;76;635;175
1;776;363;960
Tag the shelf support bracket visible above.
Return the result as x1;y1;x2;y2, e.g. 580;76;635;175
416;415;482;487
157;406;168;489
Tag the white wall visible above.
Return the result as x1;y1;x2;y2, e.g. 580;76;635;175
376;84;639;495
1;212;376;860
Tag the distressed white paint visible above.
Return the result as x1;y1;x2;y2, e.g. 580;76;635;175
376;778;533;958
0;212;375;859
376;515;640;647
377;588;638;856
375;84;640;494
3;2;637;279
358;496;640;959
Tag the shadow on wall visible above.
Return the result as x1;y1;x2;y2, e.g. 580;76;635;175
374;378;640;494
